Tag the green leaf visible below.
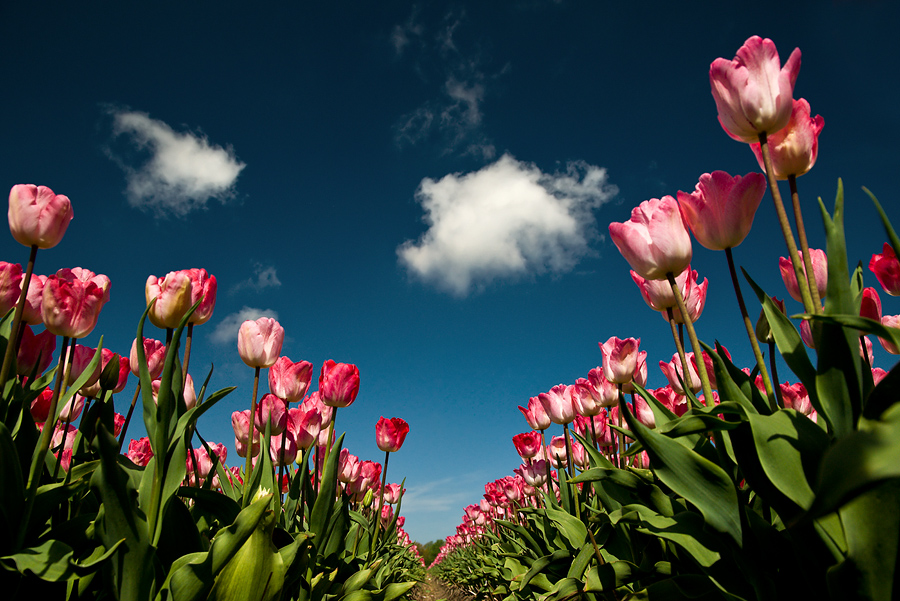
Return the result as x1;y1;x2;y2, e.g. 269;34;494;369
543;507;587;549
618;396;742;546
1;538;123;582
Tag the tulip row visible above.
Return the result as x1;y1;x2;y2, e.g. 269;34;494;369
0;184;424;597
431;36;900;601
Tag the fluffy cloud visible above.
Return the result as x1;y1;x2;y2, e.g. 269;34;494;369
108;109;245;218
230;264;282;294
398;154;617;295
209;306;280;345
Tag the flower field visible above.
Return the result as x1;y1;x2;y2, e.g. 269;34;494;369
1;33;899;601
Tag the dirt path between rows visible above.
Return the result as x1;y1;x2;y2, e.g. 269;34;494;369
412;572;476;601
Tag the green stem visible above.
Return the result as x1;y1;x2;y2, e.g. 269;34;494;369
372;450;390;554
616;385;625;468
758;132;816;315
182;323;194;379
665;307;694;397
563;424;581;519
725;248;777;411
243;366;261;505
788;174;823;314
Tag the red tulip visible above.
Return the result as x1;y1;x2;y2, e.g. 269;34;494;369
375;416;409;452
599;336;641;384
41;268;110;338
287;404;322;450
81;348;130;396
16;325;56;377
237;317;284;368
126;437;154;467
21;274;47;325
518;396;551;431
255;393;287;435
30;388;53;425
652;385;688;417
860;287;882;323
609;196;692;280
269;356;313;402
780;249;827;303
8;184;73;249
709;36;801;143
750;98;823;179
318;360;360;408
512;431;543;460
677;171;766;251
869;243;900;296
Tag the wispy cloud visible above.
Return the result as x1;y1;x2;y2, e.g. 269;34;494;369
209;306;280;345
230;264;282;294
401;477;481;514
107;109;245;218
398;154;618;296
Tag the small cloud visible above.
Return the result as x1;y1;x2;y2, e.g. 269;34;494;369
106;109;246;218
398;154;618;296
230;264;282;294
400;477;480;514
209;306;280;345
391;8;424;57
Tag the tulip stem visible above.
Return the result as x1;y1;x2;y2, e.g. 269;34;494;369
563;424;581;519
667;272;714;406
758;132;816;316
615;385;625;468
768;340;784;408
183;323;193;379
788;175;823;314
665;308;693;398
372;450;390;555
724;248;777;411
0;245;38;399
243;366;260;505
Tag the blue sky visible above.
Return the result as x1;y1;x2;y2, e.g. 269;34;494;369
2;1;898;543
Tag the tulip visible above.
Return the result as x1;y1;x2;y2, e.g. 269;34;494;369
872;367;889;386
269;356;313;402
548;436;567;468
255;393;287;435
338;448;361;483
668;268;708;325
0;262;23;317
184;268;217;325
145;271;193;329
301;391;333;428
30;388;54;425
621;350;648;394
516;459;548;487
319;360;360;408
690;346;731;390
287;404;322;450
676;171;767;251
383;482;404;504
150;375;197;410
632;395;656;429
232;409;260;458
375;416;409;452
599;336;641;384
64;344;101;388
869;243;900;296
512;431;543;460
709;36;801;143
518;396;551;430
21;274;47;325
571;378;601;417
860;287;882;323
58;393;87;423
16;325;56;377
780;382;816;422
651;385;688;417
586;367;619;408
81;348;130;397
659;352;701;395
8;184;74;249
130;337;166;379
41;268;110;339
879;315;900;355
780;249;827;303
538;384;576;425
750;98;823;180
570;439;589;469
755;296;786;344
609;196;692;280
237;317;284;368
270;432;298;466
631;268;690;312
126;437;154;467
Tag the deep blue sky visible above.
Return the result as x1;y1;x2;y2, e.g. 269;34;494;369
2;1;898;543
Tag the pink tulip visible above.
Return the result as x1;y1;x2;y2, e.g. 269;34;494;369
872;367;889;386
677;171;767;251
237;317;284;368
269;356;313;402
779;249;827;303
16;325;56;377
375;416;410;452
709;36;801;143
669;268;708;325
869;243;900;296
65;344;101;388
516;459;548;487
586;367;619;408
570;439;588;469
300;391;333;428
621;350;648;394
8;184;73;249
319;361;360;408
599;336;641;384
631;268;690;312
879;315;900;355
860;336;874;362
750;98;823;179
383;483;404;504
269;432;298;466
145;271;192;329
512;431;543;460
255;393;287;435
518;396;551;430
130;337;166;379
58;393;87;423
781;382;816;422
609;196;692;280
184;268;217;325
287;404;322;450
860;287;882;323
0;262;23;317
338;448;361;483
232;409;260;458
660;352;701;395
41;268;110;339
113;412;125;437
632;395;656;429
548;436;567;468
538;384;577;425
150;376;197;410
651;385;688;417
126;437;154;467
690;346;731;390
81;348;130;396
800;318;815;350
21;273;47;325
571;378;602;417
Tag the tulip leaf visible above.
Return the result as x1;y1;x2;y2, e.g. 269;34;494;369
543;507;587;549
309;433;344;548
0;538;123;582
618;396;742;546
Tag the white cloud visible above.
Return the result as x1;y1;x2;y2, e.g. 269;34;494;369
108;109;246;218
230;264;282;294
209;306;280;345
400;477;481;514
398;154;617;295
